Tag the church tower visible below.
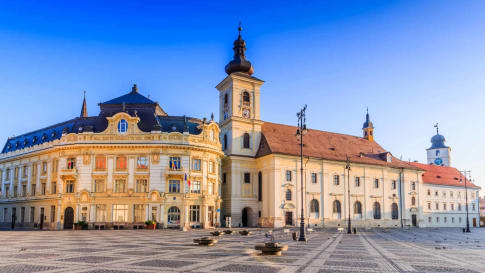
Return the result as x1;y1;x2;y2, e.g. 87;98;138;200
217;24;264;228
362;108;374;141
427;123;451;166
216;24;264;157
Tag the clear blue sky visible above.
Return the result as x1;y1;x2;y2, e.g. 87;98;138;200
0;1;484;193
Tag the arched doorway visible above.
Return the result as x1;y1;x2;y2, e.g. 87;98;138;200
64;207;74;229
242;207;252;227
167;206;181;227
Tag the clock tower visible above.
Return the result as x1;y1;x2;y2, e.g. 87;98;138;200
217;25;264;228
427;123;451;166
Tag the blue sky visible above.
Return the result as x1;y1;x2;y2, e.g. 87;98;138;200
0;1;484;193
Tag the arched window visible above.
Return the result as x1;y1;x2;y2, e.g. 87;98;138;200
118;119;128;134
285;189;292;201
310;199;319;218
411;196;416;206
224;93;228;106
243;91;250;104
373;202;381;219
354;201;362;215
333;200;341;214
167;206;180;225
223;134;228;150
391;203;399;219
243;133;250;149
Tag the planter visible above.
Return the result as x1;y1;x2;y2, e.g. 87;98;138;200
255;242;288;256
146;224;156;230
224;229;235;235
239;230;252;236
74;224;88;230
210;231;223;236
194;237;218;246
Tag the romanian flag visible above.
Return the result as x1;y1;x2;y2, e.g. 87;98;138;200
185;173;191;187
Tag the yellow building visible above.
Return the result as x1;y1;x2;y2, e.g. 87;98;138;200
0;85;223;230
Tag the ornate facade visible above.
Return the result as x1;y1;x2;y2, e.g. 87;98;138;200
0;86;223;229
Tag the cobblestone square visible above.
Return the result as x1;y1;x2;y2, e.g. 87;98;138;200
0;228;484;273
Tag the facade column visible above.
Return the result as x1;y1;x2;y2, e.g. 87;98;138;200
57;200;62;230
184;204;189;228
160;204;165;227
90;204;95;223
145;204;149;222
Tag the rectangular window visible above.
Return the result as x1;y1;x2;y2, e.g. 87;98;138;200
3;208;7;222
42;162;47;174
0;170;3;182
208;182;214;195
96;204;106;222
444;217;447;223
222;173;226;184
116;156;127;170
134;204;145;222
334;175;339;185
428;217;432;223
50;206;55;222
411;182;416;191
443;203;447;210
22;184;27;197
190;205;200;222
311;173;317;184
30;207;35;223
31;184;36;195
451;203;454;210
112;204;128;222
14;186;18;197
374;178;379;188
94;179;105;193
472;203;476;211
14;167;19;179
5;185;9;198
169;157;181;170
136;179;148;193
20;207;25;223
137;156;148;169
392;180;397;190
191;180;201;193
6;168;11;180
192;159;201;171
435;191;438;197
286;171;292;181
169;180;180;193
244;172;251;184
436;217;440;223
427;189;431;196
427;202;431;210
114;179;126;193
355;177;360;187
66;158;76;170
81;207;88;221
66;181;75;193
450;191;454;198
41;183;46;195
435;202;439;210
51;181;57;194
95;156;106;170
458;203;462;211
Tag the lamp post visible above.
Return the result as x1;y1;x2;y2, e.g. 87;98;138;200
460;170;471;233
296;105;308;242
346;156;352;234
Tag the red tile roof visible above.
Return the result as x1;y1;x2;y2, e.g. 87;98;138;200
409;162;480;189
256;122;420;170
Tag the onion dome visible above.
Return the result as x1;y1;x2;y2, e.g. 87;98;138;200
430;133;447;149
225;24;254;75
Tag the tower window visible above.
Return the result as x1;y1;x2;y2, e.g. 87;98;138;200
224;93;228;106
243;91;250;105
244;172;250;183
223;134;228;150
243;133;250;149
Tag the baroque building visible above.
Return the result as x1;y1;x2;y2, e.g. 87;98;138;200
0;85;223;229
219;28;424;228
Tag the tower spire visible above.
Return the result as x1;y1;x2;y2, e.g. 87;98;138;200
80;91;88;118
362;108;374;141
225;22;254;75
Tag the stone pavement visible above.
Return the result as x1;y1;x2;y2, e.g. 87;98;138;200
0;228;484;273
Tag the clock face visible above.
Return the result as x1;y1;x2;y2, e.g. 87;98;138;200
242;109;250;118
434;158;443;165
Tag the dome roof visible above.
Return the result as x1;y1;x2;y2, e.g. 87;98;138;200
225;25;254;75
430;133;448;149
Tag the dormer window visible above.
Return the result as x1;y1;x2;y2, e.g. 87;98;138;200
118;119;128;134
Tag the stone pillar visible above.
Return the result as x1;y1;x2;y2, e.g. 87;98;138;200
57;200;62;230
90;205;95;223
145;205;149;222
160;204;165;227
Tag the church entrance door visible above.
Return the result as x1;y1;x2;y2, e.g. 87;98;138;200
64;207;74;230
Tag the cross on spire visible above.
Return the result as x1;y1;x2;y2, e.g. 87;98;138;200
434;123;439;134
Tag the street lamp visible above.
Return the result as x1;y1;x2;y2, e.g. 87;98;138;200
296;105;308;242
346;156;352;234
460;170;471;233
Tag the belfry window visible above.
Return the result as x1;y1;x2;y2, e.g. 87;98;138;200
243;91;250;105
243;133;250;149
118;119;128;134
224;93;228;106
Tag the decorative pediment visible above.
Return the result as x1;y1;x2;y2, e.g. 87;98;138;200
281;202;296;209
102;112;142;135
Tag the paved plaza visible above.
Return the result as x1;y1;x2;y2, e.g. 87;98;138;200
0;228;484;273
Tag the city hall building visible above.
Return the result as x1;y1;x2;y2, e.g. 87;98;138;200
0;85;223;229
0;27;480;230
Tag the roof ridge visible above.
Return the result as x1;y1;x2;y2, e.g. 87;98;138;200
7;117;79;140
